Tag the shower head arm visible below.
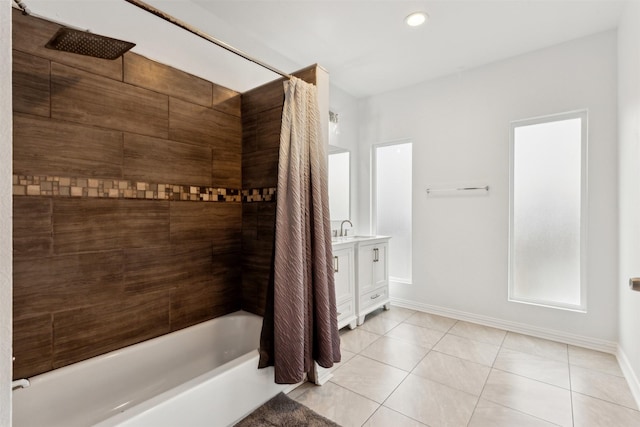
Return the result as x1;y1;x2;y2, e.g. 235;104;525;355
11;0;90;32
11;0;135;60
12;0;30;15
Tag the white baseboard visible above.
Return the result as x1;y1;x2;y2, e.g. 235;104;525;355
617;346;640;410
390;297;618;354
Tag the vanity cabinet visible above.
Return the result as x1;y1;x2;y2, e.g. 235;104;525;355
356;238;390;325
331;236;390;329
332;241;358;330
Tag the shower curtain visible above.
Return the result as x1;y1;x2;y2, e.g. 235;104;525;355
258;76;341;384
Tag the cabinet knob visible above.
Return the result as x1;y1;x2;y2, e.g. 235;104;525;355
333;256;339;273
370;293;381;300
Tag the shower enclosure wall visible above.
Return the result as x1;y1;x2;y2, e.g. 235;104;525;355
11;8;326;381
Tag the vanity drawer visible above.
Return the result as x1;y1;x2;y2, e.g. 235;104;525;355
359;286;389;311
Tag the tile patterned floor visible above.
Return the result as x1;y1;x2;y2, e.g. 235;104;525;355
288;306;640;427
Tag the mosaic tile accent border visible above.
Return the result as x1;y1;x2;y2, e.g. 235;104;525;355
13;175;277;203
241;188;276;202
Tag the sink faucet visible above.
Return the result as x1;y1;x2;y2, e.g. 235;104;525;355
340;220;353;237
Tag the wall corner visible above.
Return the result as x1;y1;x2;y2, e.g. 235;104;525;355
1;0;13;425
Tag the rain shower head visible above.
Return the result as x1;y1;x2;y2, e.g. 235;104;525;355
45;27;135;60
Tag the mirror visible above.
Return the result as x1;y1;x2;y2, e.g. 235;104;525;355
328;145;350;220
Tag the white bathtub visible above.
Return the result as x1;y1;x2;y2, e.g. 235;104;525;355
12;310;291;427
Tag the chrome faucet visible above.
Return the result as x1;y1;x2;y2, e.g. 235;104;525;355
340;220;353;237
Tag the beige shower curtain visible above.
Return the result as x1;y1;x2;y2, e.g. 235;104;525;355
258;76;341;384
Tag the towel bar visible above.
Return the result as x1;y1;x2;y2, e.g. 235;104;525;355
426;185;489;194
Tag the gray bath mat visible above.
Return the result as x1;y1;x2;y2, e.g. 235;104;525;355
234;392;341;427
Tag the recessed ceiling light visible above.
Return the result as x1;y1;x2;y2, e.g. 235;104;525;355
405;11;428;27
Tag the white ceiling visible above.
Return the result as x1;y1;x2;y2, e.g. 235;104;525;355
17;0;627;98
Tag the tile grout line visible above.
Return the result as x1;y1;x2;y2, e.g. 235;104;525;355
300;307;640;425
405;320;580;425
371;314;460;425
464;325;507;426
340;310;453;426
358;313;639;426
572;390;640;412
568;348;575;427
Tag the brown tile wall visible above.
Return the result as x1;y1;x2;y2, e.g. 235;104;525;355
240;66;317;315
12;8;321;379
12;10;243;379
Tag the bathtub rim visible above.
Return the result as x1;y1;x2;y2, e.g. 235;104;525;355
16;309;263;388
93;349;265;427
13;310;268;427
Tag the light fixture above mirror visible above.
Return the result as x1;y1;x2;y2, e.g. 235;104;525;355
329;110;339;135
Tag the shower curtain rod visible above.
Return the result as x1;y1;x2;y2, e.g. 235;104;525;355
124;0;293;80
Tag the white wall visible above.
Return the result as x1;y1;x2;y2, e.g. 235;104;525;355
0;1;12;425
617;0;640;403
358;31;619;346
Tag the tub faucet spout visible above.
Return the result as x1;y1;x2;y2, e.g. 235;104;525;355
12;378;30;390
340;220;353;237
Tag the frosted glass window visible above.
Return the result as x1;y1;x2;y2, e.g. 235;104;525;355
509;112;587;311
374;141;412;283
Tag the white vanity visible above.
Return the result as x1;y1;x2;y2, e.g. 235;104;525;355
331;235;391;329
327;144;390;329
